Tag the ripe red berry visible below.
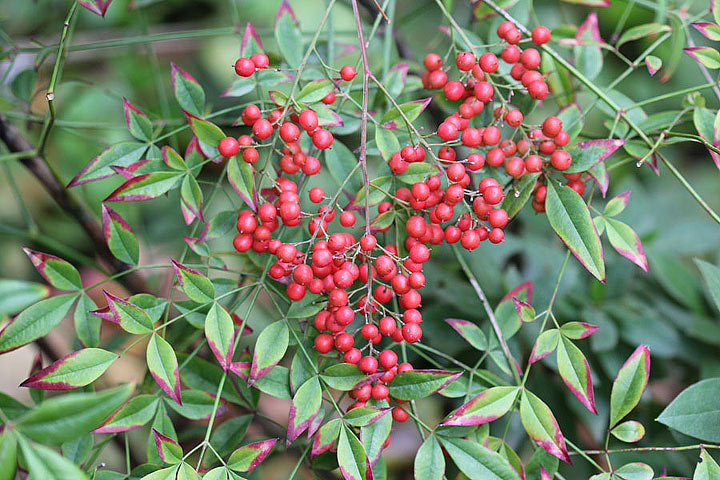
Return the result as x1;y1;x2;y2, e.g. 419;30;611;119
479;52;499;73
344;348;361;364
532;26;551;45
340;64;356;81
372;384;390;400
428;70;448;89
314;333;333;353
218;137;240;157
505;109;523;127
520;48;541;70
528;81;549;100
488;228;505;244
505;156;525;178
339;211;356;227
309;187;324;203
501;45;521;63
378;316;397;336
438;122;458;141
234;57;255;77
392;406;409;422
359;355;379;374
456;51;476;71
505;27;522;45
525;154;543;172
321;91;336;104
443;80;465;101
312;129;333;149
298;110;319;132
402;322;422;343
542;116;563;138
550;150;572;170
279;123;300;143
483;185;504;205
423;53;443;71
497;21;514;39
252;119;273;140
250;53;269;69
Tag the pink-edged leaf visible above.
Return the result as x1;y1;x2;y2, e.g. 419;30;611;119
684;47;720;69
617;23;672;48
110;159;154;179
502;280;533;304
180;203;196;226
560;322;599;339
381;97;431;129
440;386;519;426
93;394;159;433
529;329;560;364
445;318;488;350
147;333;182;405
20;348;117;390
89;305;113;322
360;401;392;467
296;79;335;104
250;320;288;383
161;145;187;170
513;298;536;323
308;404;325;438
171;259;215;304
337;426;370;480
645;55;662;76
240;22;264;57
275;1;303;68
693;107;720;170
386;63;409;97
333;41;359;59
227;438;278;472
230;312;254;335
320;363;381;391
557;337;596;413
0;293;78;354
181;174;204;222
311;418;341;458
171;62;205;116
184;111;225;147
68;142;148;187
438;436;520;479
520;390;571;464
316;105;344;127
545;180;605;282
123;98;153;142
605;218;649;272
23;248;81;291
576;11;604;43
387;370;463;401
153;428;183;464
540;465;552;480
228;361;250;380
610;345;650;428
102;204;139;265
610;420;645;443
166;390;227;420
287;377;322;446
344;407;392;427
78;0;112;16
693;22;720;41
227;157;256;211
104;171;183;202
604;190;631;217
100;290;153;334
274;0;299;27
714;0;720;25
565;139;624;174
204;304;234;371
587;162;610;197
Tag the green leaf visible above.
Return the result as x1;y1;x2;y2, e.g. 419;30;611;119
187;115;225;147
172;260;215;304
611;421;645;443
360;402;392;465
375;127;400;161
250;321;288;382
685;47;720;69
68;142;149;187
610;345;650;428
205;304;235;371
11;68;36;102
397;162;435;184
208;415;252;463
337;426;368;480
519;390;570;463
227;438;277;472
180;355;246;405
414;435;444;480
441;386;518;426
344;406;391;427
147;334;182;405
381;99;429;127
274;4;303;68
0;293;78;354
502;172;540;218
0;393;29;420
557;337;596;413
438;436;521;480
94;394;160;433
123;98;153;142
694;448;720;480
445;318;488;351
387;370;462;401
645;55;662;75
657;378;720;442
105;171;183;202
542;53;574;107
324;141;362;193
20;348;117;390
227;157;255;207
296;79;334;104
0;432;17;480
617;23;672;47
605;218;649;272
140;465;179;480
286;293;326;319
311;418;340;458
650;252;703;310
61;433;93;465
574;13;603;81
603;191;630;217
564;139;624;174
181;175;204;222
153;429;183;464
102;291;154;334
695;259;720;314
166;390;225;420
102;204;140;265
146;403;177;464
24;249;81;290
320;363;368;391
0;279;49;317
177;463;201;480
612;463;653;480
545;180;605;282
17;435;87;480
17;384;133;444
171;63;205;116
287;377;322;444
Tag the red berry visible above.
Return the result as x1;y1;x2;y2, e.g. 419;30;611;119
299;110;319;131
532;26;551;45
423;53;443;71
339;211;356;227
359;355;378;374
501;45;521;64
505;109;523;127
360;234;377;251
505;156;525;178
344;348;361;364
550;150;572;170
379;316;397;336
392;406;409;422
497;21;514;39
428;70;448;89
520;48;541;70
252;119;273;140
314;333;333;353
218;137;240;157
402;322;422;343
479;52;499;73
525;154;543;172
234;57;255;77
321;91;336;104
483;185;504;205
505;27;522;45
542;116;563;137
312;129;333;149
309;187;324;203
250;53;269;69
528;81;549;100
488;227;505;244
372;384;389;400
443;80;465;101
279;123;300;143
340;65;356;81
489;208;509;228
437;122;458;141
456;51;476;71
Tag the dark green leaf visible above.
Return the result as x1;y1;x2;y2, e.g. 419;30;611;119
147;334;182;405
387;370;462;401
414;435;444;480
657;378;720;442
0;293;78;354
439;436;521;480
610;345;650;428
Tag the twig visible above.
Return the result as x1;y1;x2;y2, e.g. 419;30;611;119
0;113;149;293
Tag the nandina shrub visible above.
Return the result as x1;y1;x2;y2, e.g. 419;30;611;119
0;0;720;479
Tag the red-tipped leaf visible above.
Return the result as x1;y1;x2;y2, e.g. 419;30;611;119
20;348;117;390
440;386;519;426
520;390;571;464
23;249;81;291
557;337;597;413
227;438;278;472
147;333;182;405
609;345;650;428
102;204;139;265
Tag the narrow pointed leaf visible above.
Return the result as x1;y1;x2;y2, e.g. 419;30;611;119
445;318;488;350
513;298;535;323
68;142;148;187
311;418;341;458
320;363;372;391
605;218;649;272
241;21;264;57
685;47;720;69
78;0;112;16
694;448;720;480
17;436;86;480
162;145;187;170
610;345;650;428
345;407;392;427
20;348;117;390
520;390;571;463
227;156;255;210
337;426;368;480
564;139;624;174
529;329;560;364
181;175;204;222
250;320;288;382
227;438;278;472
105;171;183;202
645;55;662;76
0;279;49;318
557;337;596;413
171;63;205;116
414;435;444;480
0;432;17;480
205;303;235;371
560;322;599;339
186;113;225;147
546;180;605;281
147;334;182;405
177;463;201;480
172;260;214;304
610;420;645;443
693;22;720;41
274;1;303;68
94;394;159;433
0;293;78;354
295;79;334;104
24;249;81;290
438;436;521;480
166;390;226;420
287;376;322;445
375;127;400;161
387;370;463;401
360;402;392;466
695;259;720;313
153;429;183;464
102;204;139;264
657;378;720;442
503;172;541;218
441;386;519;426
123;98;153;141
17;384;133;444
617;23;671;47
381;98;431;128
